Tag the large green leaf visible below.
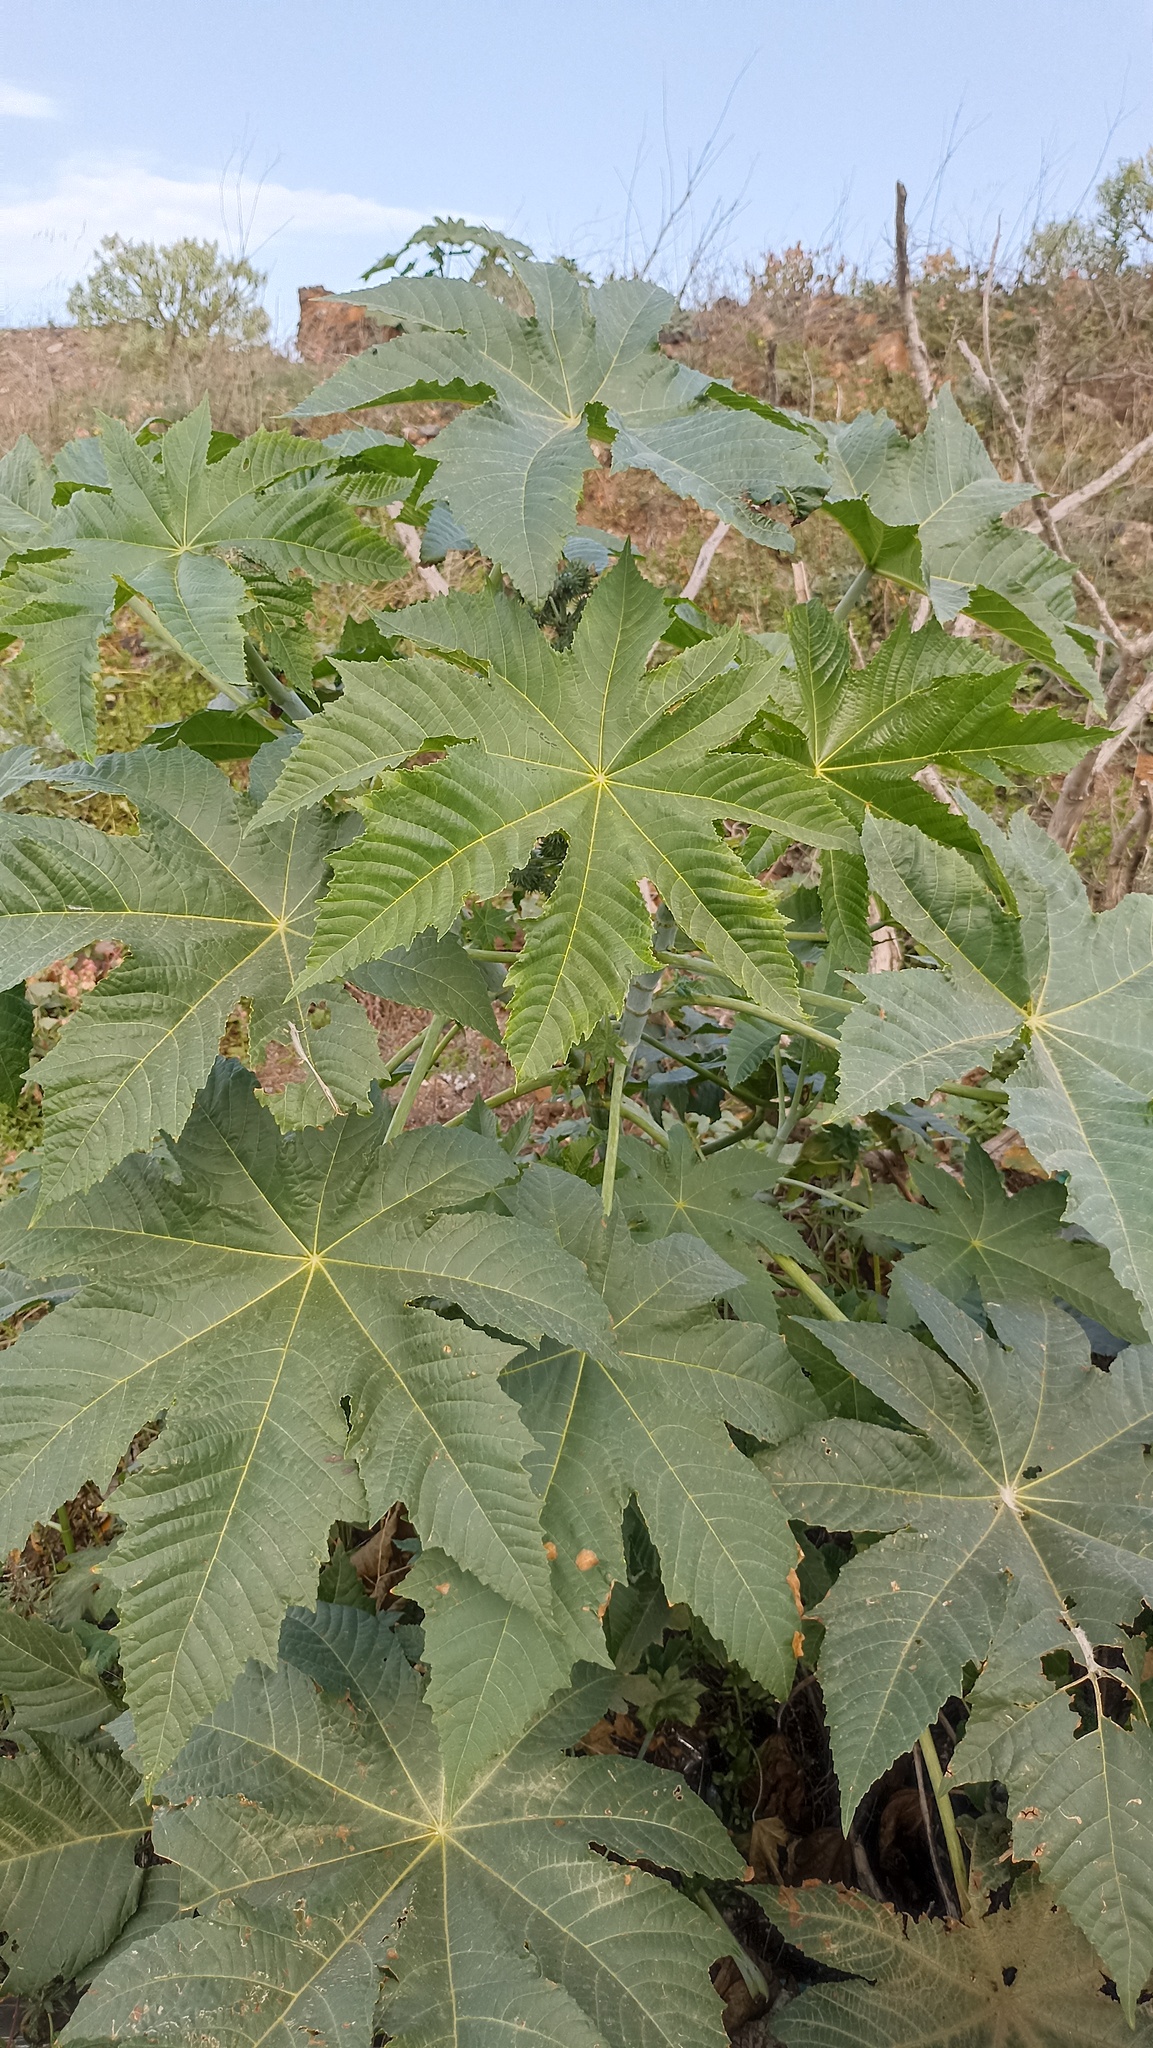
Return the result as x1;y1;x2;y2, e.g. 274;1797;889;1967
403;1158;819;1802
618;1119;818;1329
280;553;855;1078
0;1736;148;1991
823;390;1097;695
954;1604;1153;2019
70;1606;743;2048
763;1284;1153;2008
293;265;825;599
762;603;1089;829
873;1139;1146;1341
0;403;405;755
761;1879;1146;2045
0;1063;614;1775
838;807;1153;1327
748;602;1089;953
0;743;377;1205
502;1167;820;1706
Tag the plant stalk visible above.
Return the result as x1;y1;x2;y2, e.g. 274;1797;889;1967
56;1502;76;1556
677;991;841;1056
917;1728;970;1922
832;560;873;623
769;1254;848;1321
618;1094;670;1147
640;1032;761;1110
381;1027;433;1079
701;1109;766;1154
775;1176;870;1215
934;1080;1009;1104
444;1067;569;1126
601;1055;628;1215
244;635;315;722
385;1012;448;1140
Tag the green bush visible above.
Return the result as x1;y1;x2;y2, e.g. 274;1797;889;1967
66;235;269;347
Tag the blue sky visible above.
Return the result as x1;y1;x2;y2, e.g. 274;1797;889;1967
2;1;1151;333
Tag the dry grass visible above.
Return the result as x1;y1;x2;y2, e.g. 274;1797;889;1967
0;325;313;450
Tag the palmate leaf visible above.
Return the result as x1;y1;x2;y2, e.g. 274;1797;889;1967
0;742;376;1205
618;1120;818;1329
838;805;1153;1327
0;1063;614;1775
0;402;405;755
761;1880;1147;2046
275;552;854;1079
400;1179;819;1800
872;1139;1147;1341
0;1736;148;1991
750;602;1089;952
293;264;826;599
501;1168;821;1704
953;1604;1153;2018
400;1160;819;1802
69;1605;743;2048
823;392;1098;696
763;1283;1153;2007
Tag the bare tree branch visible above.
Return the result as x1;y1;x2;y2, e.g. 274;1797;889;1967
1094;671;1153;775
895;182;935;408
1024;430;1153;530
681;519;730;600
1045;673;1153;849
387;502;450;596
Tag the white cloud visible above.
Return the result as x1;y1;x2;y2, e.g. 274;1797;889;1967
0;81;57;119
0;160;433;322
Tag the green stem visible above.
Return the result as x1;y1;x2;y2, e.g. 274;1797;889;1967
619;1096;670;1146
56;1502;76;1556
127;596;313;723
244;636;315;723
444;1067;569;1126
769;1253;848;1321
384;1012;448;1140
918;1728;970;1921
775;1176;870;1215
464;947;516;964
796;987;855;1014
640;1033;761;1110
380;1027;432;1079
683;993;841;1056
762;1042;810;1165
832;560;873;623
601;1055;628;1216
701;1109;766;1154
934;1080;1009;1104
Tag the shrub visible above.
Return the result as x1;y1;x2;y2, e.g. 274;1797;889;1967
66;235;270;347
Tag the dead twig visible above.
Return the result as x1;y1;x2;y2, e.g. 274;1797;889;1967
1046;671;1153;850
386;501;450;595
1024;429;1153;531
895;182;935;409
